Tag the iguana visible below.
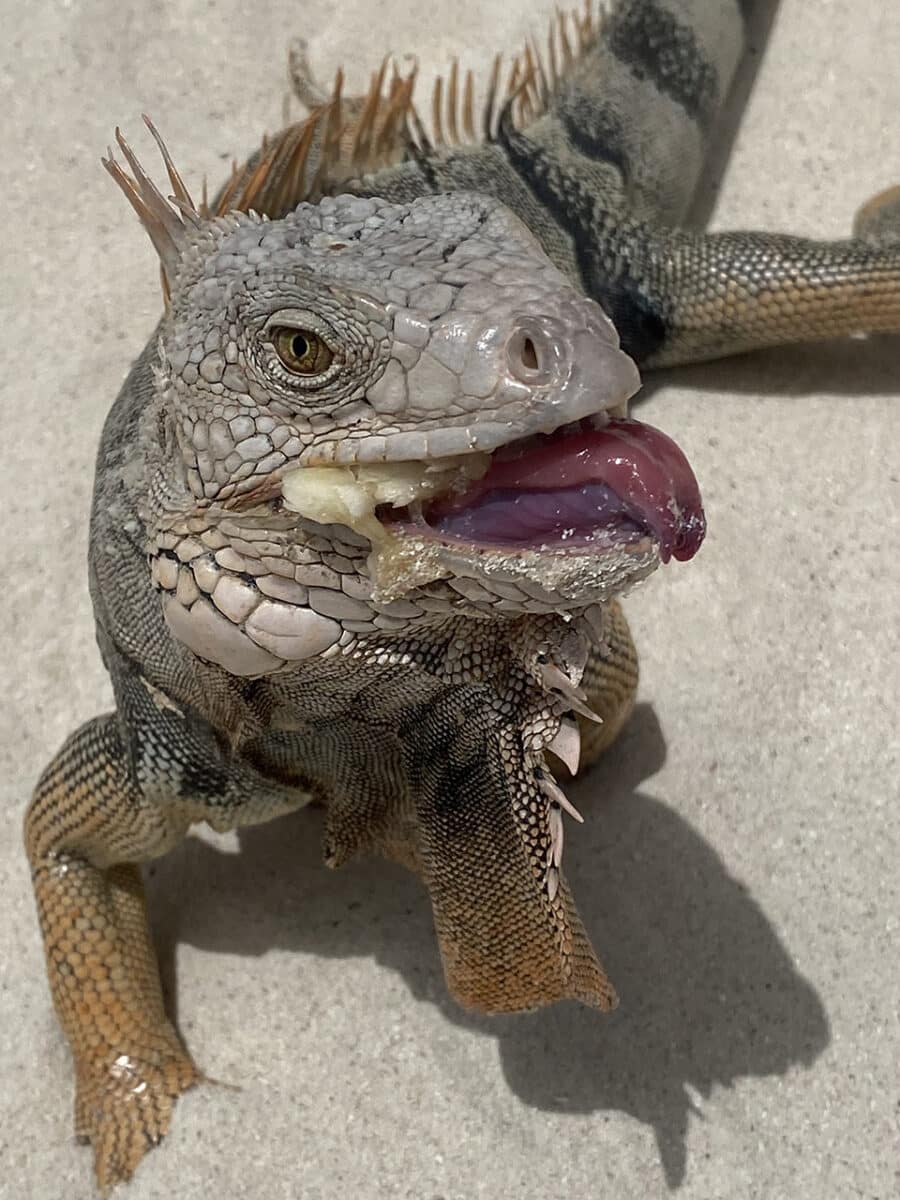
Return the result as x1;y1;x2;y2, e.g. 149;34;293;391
25;0;900;1191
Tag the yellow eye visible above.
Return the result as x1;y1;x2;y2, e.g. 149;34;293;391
271;326;334;375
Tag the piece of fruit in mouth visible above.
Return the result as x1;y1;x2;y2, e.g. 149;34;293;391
281;417;706;564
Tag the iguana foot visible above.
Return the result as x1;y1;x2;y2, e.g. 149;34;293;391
74;1040;202;1195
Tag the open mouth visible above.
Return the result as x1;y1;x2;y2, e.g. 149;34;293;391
377;417;706;564
278;413;705;570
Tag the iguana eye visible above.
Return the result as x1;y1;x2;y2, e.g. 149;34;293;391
271;326;334;375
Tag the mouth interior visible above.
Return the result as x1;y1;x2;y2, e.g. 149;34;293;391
382;417;706;564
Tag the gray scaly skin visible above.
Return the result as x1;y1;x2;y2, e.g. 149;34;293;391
24;0;900;1191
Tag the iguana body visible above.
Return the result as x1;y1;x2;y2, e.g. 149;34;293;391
24;1;900;1191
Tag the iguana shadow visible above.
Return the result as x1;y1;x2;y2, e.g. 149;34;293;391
148;704;829;1190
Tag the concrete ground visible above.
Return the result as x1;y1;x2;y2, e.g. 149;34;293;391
1;1;898;1197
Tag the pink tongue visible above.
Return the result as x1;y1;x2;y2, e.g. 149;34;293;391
428;418;706;563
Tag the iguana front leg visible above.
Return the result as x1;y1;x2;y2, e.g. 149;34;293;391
404;684;617;1012
24;716;201;1193
25;699;312;1191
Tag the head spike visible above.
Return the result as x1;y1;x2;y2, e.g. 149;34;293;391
375;65;416;157
102;123;195;293
284;110;322;207
323;66;345;158
142;114;197;214
431;72;445;145
528;37;551;110
237;140;281;212
583;0;595;38
213;160;243;218
446;58;460;145
309;71;344;196
547;17;559;87
506;58;522;105
462;68;475;141
558;8;575;69
352;56;390;167
575;2;591;52
482;53;502;140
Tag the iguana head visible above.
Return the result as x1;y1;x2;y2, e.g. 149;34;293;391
106;123;704;674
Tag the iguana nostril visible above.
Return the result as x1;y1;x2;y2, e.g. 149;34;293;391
507;326;557;383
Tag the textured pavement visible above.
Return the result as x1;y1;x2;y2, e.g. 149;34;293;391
1;2;898;1197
